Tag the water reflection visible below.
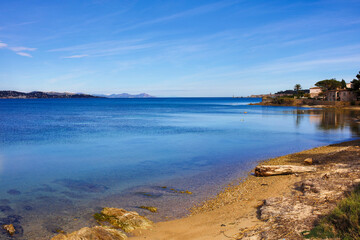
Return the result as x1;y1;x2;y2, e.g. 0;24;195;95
294;108;360;136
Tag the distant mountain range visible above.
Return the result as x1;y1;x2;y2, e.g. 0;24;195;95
0;91;155;99
94;93;155;98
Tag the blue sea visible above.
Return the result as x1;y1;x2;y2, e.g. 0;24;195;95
0;98;359;239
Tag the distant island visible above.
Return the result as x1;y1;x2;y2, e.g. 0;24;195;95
0;91;155;99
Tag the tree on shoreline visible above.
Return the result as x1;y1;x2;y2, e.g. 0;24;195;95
315;79;341;91
341;79;347;89
294;84;302;92
351;71;360;90
294;84;303;98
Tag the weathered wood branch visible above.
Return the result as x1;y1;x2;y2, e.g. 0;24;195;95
254;165;316;177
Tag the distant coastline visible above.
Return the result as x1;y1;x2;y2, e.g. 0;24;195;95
0;91;155;99
94;93;155;98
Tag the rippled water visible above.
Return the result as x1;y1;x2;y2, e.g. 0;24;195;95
0;98;359;239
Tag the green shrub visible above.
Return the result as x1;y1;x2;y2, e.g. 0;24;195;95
272;97;295;105
304;185;360;239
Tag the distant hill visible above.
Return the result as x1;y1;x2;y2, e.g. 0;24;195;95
0;91;100;99
0;91;155;99
94;93;155;98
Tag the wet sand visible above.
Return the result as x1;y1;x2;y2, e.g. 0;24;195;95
129;139;360;240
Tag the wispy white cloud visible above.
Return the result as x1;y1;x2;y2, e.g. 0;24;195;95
49;38;160;58
0;42;7;48
9;46;36;52
114;0;241;33
239;12;360;41
48;39;142;52
48;30;221;60
63;54;88;59
167;48;360;85
0;21;37;31
37;4;134;42
16;52;32;57
0;40;36;57
250;55;360;75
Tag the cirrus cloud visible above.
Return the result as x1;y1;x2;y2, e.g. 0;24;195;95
0;40;36;57
62;54;88;59
9;46;36;52
0;42;8;48
16;52;32;57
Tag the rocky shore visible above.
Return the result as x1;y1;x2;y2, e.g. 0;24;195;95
252;97;360;109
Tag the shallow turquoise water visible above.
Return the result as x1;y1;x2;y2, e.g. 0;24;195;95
0;98;359;238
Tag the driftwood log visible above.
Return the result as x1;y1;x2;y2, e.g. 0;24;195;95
254;165;316;177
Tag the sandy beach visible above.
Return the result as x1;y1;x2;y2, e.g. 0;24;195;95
128;139;360;240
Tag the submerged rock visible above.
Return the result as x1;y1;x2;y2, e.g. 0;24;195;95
3;224;15;235
6;189;21;195
139;206;158;213
32;184;57;193
54;179;108;193
135;192;163;198
0;215;23;238
23;205;33;211
94;207;152;233
45;224;65;234
0;206;13;213
2;215;22;224
61;191;86;199
51;226;127;240
0;199;10;204
159;186;193;194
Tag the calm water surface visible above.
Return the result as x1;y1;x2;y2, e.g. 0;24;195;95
0;98;359;239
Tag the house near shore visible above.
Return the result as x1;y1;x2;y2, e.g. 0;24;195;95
325;89;357;102
309;87;322;98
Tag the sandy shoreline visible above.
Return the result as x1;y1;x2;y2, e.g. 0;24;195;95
128;139;360;240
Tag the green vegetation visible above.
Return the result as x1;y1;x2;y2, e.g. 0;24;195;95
315;78;342;90
161;186;193;194
341;79;347;89
351;71;360;90
294;84;304;98
303;185;360;239
93;212;109;222
294;84;302;93
139;206;158;213
271;97;295;105
170;188;193;194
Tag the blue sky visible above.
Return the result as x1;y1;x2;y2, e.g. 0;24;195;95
0;0;360;97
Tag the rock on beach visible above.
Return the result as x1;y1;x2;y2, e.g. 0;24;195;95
94;207;153;233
